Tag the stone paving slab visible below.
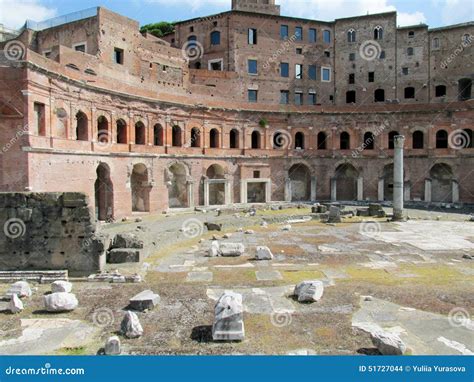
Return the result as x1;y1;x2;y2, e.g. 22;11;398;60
256;270;282;281
186;271;213;282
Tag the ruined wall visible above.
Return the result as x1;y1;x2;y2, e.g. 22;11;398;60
0;192;106;276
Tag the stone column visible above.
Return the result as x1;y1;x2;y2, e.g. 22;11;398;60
404;182;411;202
330;178;337;202
240;180;247;204
224;180;232;205
378;178;384;201
424;179;432;202
310;176;317;202
357;177;364;201
187;180;194;208
393;135;405;221
204;178;210;207
284;178;292;202
265;180;272;203
452;180;459;203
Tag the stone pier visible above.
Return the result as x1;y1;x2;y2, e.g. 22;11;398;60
393;136;406;221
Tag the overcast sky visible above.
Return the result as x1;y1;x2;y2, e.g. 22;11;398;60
0;0;472;29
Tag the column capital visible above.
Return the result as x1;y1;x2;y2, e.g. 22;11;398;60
394;135;406;148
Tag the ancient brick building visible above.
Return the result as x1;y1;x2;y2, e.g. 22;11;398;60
0;3;472;221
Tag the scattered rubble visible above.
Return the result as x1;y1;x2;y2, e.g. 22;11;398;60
121;311;143;339
370;330;407;355
294;281;324;302
9;294;23;314
44;292;78;312
7;281;32;298
212;291;245;341
255;246;274;260
51;280;72;293
104;336;121;355
129;290;160;311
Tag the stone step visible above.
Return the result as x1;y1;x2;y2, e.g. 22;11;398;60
0;270;68;283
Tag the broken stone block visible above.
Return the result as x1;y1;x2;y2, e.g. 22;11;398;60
294;280;324;302
282;224;291;231
212;291;245;341
204;222;222;232
104;336;121;355
51;280;73;293
223;233;232;239
9;294;23;313
111;233;143;249
327;206;342;223
255;246;273;260
108;248;140;264
356;208;370;217
208;241;220;257
219;243;245;257
371;330;407;355
129;290;160;311
44;292;78;312
244;229;255;235
260;221;268;228
121;311;143;338
7;281;32;298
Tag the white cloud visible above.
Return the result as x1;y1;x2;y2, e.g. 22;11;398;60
0;0;57;29
433;0;473;25
397;11;426;26
145;0;228;12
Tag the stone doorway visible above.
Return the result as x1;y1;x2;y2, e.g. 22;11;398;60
131;163;151;212
288;164;311;202
168;163;189;208
95;163;113;221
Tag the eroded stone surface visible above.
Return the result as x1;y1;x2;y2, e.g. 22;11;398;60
121;311;143;339
129;290;160;311
44;293;78;312
294;281;324;302
212;291;245;341
51;281;72;293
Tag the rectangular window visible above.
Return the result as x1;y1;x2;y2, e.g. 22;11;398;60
248;28;257;45
33;102;45;136
43;50;52;58
254;171;260;178
308;92;317;105
323;30;331;43
295;64;303;79
208;59;223;71
114;48;124;64
380;50;386;59
349;73;355;84
73;43;86;53
321;67;331;82
248;89;258;103
280;90;289;104
295;27;303;41
280;62;289;77
248;59;258;75
280;25;289;40
295;92;303;105
308;65;317;80
402;67;409;75
296;48;303;54
309;28;317;43
368;72;375;82
324;51;330;57
349;53;355;61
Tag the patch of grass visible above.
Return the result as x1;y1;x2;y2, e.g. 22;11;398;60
398;264;473;285
281;270;326;283
344;266;400;286
213;269;256;286
146;271;187;284
257;208;310;217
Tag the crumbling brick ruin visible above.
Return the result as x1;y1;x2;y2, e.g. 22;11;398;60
0;2;472;222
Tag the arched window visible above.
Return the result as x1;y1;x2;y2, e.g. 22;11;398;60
116;119;127;144
210;31;221;45
374;89;385;102
251;131;261;149
154;124;163;146
97;116;109;144
295;132;305;149
435;85;447;97
135;121;146;145
463;129;473;148
190;127;200;148
347;28;356;43
374;26;383;40
209;128;219;148
172;125;182;147
363;132;375;150
404;87;415;99
317;132;327;150
432;37;440;49
388;131;399;149
436;130;448;148
230;129;239;148
462;34;471;45
413;130;424;149
187;35;197;47
75;111;88;141
340;132;350;150
407;47;414;56
346;90;356;103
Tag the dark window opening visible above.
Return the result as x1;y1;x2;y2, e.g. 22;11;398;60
363;132;375;149
317;132;327;150
251;131;261;149
340;132;350;150
413;130;424;149
435;85;446;97
346;90;356;103
374;89;385;102
436;130;448;148
388;131;399;149
114;48;124;65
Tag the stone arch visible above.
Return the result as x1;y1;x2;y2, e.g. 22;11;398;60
167;162;189;208
75;111;88;141
294;131;305;149
97;115;110;144
154;123;164;146
209;128;220;148
340;131;350;150
288;163;311;201
131;163;150;212
95;163;114;221
363;131;375;150
335;163;359;201
190;127;201;148
374;88;385;102
251;130;261;149
317;131;328;149
172;125;182;147
430;163;454;202
135;121;146;145
205;164;226;206
230;129;239;148
436;129;448;148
